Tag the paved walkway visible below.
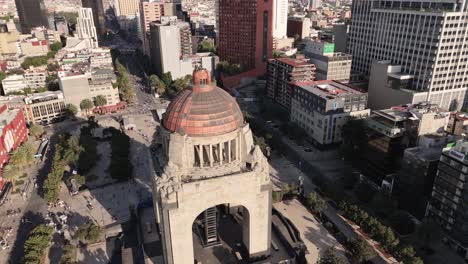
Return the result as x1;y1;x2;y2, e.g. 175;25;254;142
274;199;347;263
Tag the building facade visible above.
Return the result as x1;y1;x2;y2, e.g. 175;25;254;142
154;69;271;264
304;39;352;81
446;112;468;136
2;75;27;95
273;0;288;39
287;17;311;40
266;58;316;109
116;0;140;17
427;139;468;259
0;104;28;170
76;8;99;48
82;0;107;37
290;80;370;146
349;0;468;110
23;91;66;124
217;0;273;74
24;67;48;90
140;0;165;54
14;0;48;33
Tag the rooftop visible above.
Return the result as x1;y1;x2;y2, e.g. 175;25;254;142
374;102;441;122
274;57;312;67
291;80;365;100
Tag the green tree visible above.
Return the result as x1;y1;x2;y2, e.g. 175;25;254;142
21;56;49;69
29;123;44;139
23;225;53;264
80;99;94;116
161;72;173;86
150;74;167;95
306;191;327;215
50;42;63;52
70;174;85;185
47;62;60;72
60;242;76;264
93;95;107;108
57;11;78;24
65;104;78;118
75;222;102;243
9;143;35;168
319;247;346;264
2;164;20;189
349;237;376;264
23;87;32;95
36;86;48;93
197;39;216;53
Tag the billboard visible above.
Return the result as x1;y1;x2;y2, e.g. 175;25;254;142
323;43;335;54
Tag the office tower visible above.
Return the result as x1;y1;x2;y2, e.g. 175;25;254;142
154;69;271;264
15;0;48;33
349;0;468;111
273;0;288;39
149;16;192;78
309;0;322;9
140;0;165;54
82;0;107;37
332;22;348;53
427;139;468;258
217;0;273;75
266;58;316;109
76;8;99;48
116;0;140;17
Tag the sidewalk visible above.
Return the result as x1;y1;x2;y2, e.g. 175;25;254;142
274;199;347;264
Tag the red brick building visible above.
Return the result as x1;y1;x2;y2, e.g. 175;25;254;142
0;104;28;169
217;0;273;81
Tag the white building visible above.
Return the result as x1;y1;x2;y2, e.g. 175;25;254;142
76;8;99;48
24;67;48;90
309;0;322;9
273;0;288;39
2;75;27;95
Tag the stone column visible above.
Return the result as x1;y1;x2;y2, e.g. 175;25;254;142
219;142;223;165
228;141;231;163
200;145;204;168
209;144;213;167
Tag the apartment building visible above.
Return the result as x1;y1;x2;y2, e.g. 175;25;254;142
303;39;352;82
427;139;468;259
23;91;66;124
266;58;316;109
1;75;27;95
290;80;370;146
0;104;28;169
140;0;165;54
24;66;48;90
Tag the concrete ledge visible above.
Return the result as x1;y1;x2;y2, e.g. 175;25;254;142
248;249;270;262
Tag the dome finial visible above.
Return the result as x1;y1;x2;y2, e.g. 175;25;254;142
193;68;211;87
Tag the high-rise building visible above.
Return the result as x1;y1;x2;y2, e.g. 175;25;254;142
116;0;140;17
154;69;271;264
140;0;165;54
149;16;193;78
266;57;316;109
76;8;99;48
273;0;288;39
82;0;107;37
427;139;468;259
287;17;311;40
15;0;48;33
217;0;273;75
349;0;468;111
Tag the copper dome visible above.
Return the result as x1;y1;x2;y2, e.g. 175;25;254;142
162;69;244;137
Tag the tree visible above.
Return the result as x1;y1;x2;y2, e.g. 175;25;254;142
75;222;102;243
29;123;44;139
21;56;49;69
60;242;76;264
70;174;85;185
65;104;78;118
319;247;346;264
50;42;63;52
349;237;376;264
23;225;53;264
161;72;173;86
23;87;32;95
36;86;48;93
80;99;94;116
197;39;216;53
150;74;167;95
9;143;34;168
93;95;107;108
306;191;327;215
2;164;20;188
